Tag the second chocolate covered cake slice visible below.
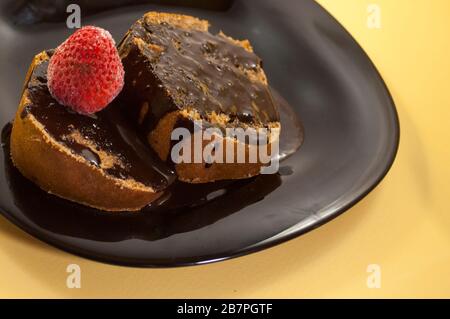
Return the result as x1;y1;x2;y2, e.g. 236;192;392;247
119;12;280;183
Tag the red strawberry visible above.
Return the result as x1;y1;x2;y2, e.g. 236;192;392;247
47;26;124;114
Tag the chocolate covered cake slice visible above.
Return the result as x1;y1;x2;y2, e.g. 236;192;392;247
10;51;174;211
118;12;280;183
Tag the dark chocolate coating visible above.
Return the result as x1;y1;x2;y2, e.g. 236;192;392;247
24;52;174;190
119;16;279;132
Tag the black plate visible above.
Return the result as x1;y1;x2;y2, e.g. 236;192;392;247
0;0;399;267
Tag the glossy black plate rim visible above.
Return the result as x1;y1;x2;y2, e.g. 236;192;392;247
0;1;400;268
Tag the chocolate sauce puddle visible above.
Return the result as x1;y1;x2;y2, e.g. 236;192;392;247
2;129;281;241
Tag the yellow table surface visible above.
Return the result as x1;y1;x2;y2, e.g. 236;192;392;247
1;0;449;298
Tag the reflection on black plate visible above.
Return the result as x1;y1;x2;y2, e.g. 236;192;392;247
0;0;399;267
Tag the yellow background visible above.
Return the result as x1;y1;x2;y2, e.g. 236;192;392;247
1;0;449;298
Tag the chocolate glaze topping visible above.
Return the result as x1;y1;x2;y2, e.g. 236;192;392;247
119;16;279;132
25;52;174;190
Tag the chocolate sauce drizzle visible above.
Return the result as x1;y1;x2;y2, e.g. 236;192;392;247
25;55;174;190
119;16;279;132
